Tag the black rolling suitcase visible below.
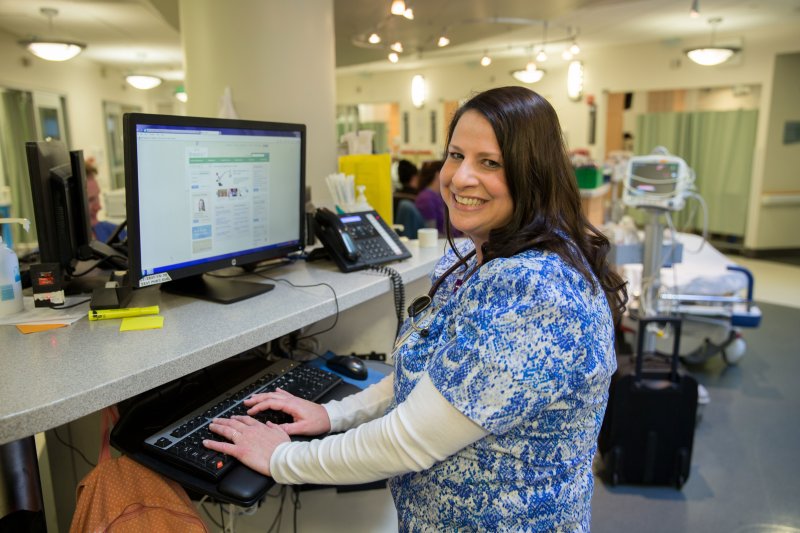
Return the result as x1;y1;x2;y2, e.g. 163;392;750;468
599;316;698;488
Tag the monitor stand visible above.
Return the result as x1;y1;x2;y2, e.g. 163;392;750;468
161;274;274;304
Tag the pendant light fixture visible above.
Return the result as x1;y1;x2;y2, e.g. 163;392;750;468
126;74;163;90
126;52;163;90
511;48;546;84
685;17;740;66
19;7;86;62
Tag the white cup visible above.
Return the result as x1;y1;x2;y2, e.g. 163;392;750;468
418;228;438;248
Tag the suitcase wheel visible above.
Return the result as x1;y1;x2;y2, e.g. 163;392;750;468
607;446;622;486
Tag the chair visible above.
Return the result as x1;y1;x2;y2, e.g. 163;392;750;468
394;199;426;239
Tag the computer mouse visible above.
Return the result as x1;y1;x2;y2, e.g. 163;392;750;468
326;355;368;380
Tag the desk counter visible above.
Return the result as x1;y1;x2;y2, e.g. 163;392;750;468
0;244;442;444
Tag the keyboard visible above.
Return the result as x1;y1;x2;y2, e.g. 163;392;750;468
143;359;342;481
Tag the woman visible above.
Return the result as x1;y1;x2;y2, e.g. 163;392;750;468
204;86;627;531
414;159;451;236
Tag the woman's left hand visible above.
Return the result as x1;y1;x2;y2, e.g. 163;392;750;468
204;415;290;476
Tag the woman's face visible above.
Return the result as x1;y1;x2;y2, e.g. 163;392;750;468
440;110;513;249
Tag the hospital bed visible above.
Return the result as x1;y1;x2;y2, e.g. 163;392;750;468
619;232;762;365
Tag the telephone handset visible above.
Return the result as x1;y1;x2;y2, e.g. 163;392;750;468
313;207;412;273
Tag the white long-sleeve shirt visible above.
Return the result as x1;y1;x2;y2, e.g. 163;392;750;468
269;373;488;485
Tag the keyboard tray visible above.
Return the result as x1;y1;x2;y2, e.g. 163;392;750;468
110;351;358;506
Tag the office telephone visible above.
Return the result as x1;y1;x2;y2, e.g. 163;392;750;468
313;207;411;272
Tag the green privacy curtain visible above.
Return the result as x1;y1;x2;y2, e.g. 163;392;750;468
0;90;37;246
633;109;758;237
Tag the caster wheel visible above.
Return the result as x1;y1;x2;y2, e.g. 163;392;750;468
723;337;746;365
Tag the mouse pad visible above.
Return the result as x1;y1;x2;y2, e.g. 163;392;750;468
306;358;389;389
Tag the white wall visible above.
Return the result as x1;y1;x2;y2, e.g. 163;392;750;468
336;22;800;250
751;52;800;249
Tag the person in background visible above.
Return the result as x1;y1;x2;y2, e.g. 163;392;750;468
414;159;460;237
392;159;419;214
85;158;119;243
204;86;627;531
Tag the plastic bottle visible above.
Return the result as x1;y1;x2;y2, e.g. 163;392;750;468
0;186;11;247
0;218;30;317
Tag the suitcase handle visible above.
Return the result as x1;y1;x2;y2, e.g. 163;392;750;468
634;316;682;383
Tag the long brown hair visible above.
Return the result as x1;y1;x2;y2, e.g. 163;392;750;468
444;86;627;321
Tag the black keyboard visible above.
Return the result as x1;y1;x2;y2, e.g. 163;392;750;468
143;359;342;481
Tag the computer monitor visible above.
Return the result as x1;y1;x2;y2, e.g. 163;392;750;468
123;113;306;304
25;140;127;293
622;154;693;211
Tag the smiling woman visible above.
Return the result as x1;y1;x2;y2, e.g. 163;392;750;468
202;87;627;532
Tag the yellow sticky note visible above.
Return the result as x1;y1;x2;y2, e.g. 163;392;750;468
120;315;164;331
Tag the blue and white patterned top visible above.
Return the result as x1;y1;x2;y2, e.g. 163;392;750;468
388;240;616;532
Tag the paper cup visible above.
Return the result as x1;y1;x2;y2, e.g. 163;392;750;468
418;228;438;248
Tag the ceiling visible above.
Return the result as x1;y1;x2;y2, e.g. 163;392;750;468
0;0;798;81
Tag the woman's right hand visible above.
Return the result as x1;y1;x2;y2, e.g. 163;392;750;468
244;388;332;436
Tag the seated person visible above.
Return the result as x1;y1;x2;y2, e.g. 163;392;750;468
85;158;123;244
392;159;419;215
415;159;460;237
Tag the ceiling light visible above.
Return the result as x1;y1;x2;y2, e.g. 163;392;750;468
388;52;399;63
569;42;581;55
174;85;188;103
368;33;381;44
390;0;406;16
403;8;414;20
411;75;426;108
536;21;548;63
686;47;737;66
567;61;584;101
685;17;740;66
511;62;545;84
690;0;700;18
126;74;163;90
390;42;404;53
19;8;86;62
480;52;492;67
437;35;450;47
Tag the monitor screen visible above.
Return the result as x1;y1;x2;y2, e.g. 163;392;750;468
629;161;681;195
123;113;306;303
622;154;691;211
26;141;127;293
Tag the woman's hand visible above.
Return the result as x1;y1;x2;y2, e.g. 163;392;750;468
244;388;332;436
204;415;289;476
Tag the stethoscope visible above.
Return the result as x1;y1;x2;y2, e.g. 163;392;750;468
396;249;477;347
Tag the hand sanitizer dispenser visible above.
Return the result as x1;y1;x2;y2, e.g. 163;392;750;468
353;185;372;212
0;218;30;317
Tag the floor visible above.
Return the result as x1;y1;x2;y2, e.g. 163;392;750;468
209;256;800;532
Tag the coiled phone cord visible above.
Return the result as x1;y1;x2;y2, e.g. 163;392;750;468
369;265;406;337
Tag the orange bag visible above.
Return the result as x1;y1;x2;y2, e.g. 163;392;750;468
69;406;209;533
